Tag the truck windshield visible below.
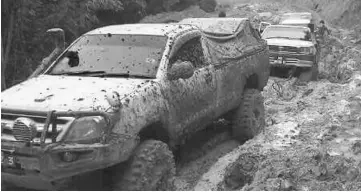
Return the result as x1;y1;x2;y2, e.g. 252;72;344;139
47;34;167;78
262;27;311;41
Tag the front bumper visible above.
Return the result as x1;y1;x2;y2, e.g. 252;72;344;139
1;138;137;190
1;109;138;190
269;52;316;68
2;172;54;190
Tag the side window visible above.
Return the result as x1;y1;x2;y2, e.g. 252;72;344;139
169;37;206;69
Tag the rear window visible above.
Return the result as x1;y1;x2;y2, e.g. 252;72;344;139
262;27;311;41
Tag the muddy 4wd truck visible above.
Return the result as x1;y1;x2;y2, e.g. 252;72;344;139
261;24;319;81
1;18;269;190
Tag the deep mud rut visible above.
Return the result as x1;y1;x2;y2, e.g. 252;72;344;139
174;75;361;191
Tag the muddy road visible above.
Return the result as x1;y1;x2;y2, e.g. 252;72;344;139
3;0;361;191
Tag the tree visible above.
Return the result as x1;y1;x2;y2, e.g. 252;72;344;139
1;0;204;90
199;0;217;13
1;0;127;90
1;0;20;90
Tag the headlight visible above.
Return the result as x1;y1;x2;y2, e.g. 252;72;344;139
299;47;316;54
64;116;106;142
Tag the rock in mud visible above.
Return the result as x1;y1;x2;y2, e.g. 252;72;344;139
351;141;361;155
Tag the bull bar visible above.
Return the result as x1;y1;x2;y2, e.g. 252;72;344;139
1;108;112;146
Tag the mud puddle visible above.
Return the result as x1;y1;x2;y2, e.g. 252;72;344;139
174;119;242;190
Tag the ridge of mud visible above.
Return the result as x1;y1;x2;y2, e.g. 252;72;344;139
193;73;361;191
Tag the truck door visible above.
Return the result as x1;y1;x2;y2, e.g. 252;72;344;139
162;35;217;142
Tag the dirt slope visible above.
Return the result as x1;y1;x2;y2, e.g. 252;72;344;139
216;0;361;27
179;73;361;190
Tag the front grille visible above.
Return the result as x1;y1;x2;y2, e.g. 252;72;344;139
269;56;300;65
284;58;299;64
269;45;299;53
1;113;73;145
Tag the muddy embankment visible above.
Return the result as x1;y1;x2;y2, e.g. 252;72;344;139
217;0;361;28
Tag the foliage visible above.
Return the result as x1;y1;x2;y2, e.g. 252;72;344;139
1;0;127;89
1;0;216;90
199;0;217;13
87;0;124;12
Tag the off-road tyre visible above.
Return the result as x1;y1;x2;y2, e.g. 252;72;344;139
115;140;175;191
54;170;103;191
1;182;12;191
232;89;265;142
299;62;319;81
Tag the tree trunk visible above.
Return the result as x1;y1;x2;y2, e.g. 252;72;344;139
1;43;6;91
2;9;15;91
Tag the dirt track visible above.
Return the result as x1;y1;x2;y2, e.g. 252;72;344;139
4;1;360;191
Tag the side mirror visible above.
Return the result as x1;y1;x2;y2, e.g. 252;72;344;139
28;28;66;79
168;61;195;80
258;22;271;34
308;24;315;33
46;28;66;51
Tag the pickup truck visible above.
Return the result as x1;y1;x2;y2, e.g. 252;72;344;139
1;18;269;190
262;24;319;81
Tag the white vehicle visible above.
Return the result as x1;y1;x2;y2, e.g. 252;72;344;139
2;19;270;190
262;25;319;81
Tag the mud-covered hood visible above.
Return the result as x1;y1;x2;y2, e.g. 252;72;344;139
1;75;151;112
266;38;314;47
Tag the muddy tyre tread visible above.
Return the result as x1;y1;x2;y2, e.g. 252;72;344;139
311;62;319;81
52;170;103;191
116;140;175;191
232;89;265;141
299;62;319;81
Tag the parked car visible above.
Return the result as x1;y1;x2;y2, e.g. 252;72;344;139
1;18;269;190
261;24;319;81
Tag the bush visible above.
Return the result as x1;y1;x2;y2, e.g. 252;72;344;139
199;0;217;13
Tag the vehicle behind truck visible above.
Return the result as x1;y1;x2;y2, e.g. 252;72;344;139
261;25;319;81
1;18;269;190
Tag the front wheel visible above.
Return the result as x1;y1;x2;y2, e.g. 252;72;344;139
299;63;318;82
232;89;265;142
114;140;176;191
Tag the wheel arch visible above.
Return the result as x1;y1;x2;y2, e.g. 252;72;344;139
138;122;171;145
245;73;260;90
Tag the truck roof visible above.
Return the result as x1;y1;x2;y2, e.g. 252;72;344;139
280;12;313;23
179;18;249;35
266;25;310;31
282;12;312;16
281;12;312;18
86;23;197;36
280;19;312;25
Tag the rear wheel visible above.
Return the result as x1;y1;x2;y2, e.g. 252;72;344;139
54;170;103;191
114;140;175;191
232;89;265;142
